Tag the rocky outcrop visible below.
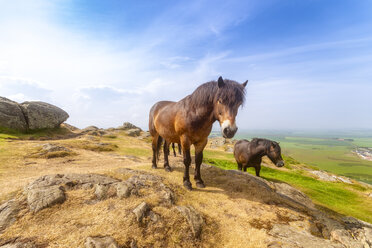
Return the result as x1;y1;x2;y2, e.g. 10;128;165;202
0;97;28;131
126;128;141;137
309;170;353;184
117;122;142;136
26;185;66;212
268;224;344;248
1;167;371;247
20;101;69;130
121;122;141;131
0;97;69;131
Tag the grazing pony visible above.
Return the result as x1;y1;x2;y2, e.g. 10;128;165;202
233;138;284;177
149;77;247;189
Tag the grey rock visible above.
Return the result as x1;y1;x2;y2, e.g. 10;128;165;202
95;184;110;200
149;211;160;223
273;182;315;209
0;200;23;232
61;123;79;131
133;202;149;222
85;236;119;248
310;170;352;184
20;101;69;130
0;97;27;131
82;126;99;132
116;168;161;182
115;182;133;199
27;185;66;212
126;128;141;137
26;174;119;191
95;184;117;200
160;183;174;205
268;224;344;248
176;206;204;238
121;122;141;130
40;143;71;153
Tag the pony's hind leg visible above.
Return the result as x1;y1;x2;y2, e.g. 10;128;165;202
194;140;208;188
163;140;172;172
178;143;182;155
237;163;243;171
172;143;177;157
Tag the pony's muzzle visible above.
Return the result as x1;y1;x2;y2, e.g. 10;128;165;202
276;160;285;167
222;126;237;138
221;120;237;138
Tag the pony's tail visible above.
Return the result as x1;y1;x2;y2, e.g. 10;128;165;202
156;136;163;162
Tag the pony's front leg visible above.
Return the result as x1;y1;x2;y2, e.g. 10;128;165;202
194;140;207;188
181;138;192;190
163;140;172;172
151;134;159;169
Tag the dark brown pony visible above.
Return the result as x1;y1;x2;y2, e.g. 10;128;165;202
149;77;247;189
233;138;284;177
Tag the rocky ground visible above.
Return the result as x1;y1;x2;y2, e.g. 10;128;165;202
0;124;371;248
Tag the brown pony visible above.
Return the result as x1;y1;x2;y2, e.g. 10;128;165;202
149;77;247;189
233;138;284;177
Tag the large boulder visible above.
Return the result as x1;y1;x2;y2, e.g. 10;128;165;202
0;97;28;131
20;101;69;130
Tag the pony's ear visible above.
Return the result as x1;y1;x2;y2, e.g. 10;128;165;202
242;80;248;87
218;76;225;88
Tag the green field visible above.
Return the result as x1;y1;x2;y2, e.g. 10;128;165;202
234;131;372;185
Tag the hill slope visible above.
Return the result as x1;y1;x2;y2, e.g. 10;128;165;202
0;126;371;248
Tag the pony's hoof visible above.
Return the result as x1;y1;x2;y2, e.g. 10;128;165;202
152;165;157;169
196;182;205;188
183;181;192;190
164;166;172;172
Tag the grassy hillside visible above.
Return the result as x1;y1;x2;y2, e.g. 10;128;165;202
0;127;371;225
202;151;372;223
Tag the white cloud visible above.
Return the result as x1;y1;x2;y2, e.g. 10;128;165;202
0;0;371;130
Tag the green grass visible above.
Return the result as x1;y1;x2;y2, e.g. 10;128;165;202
203;156;372;223
118;147;151;157
0;126;72;140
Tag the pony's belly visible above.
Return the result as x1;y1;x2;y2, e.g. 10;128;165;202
155;123;180;143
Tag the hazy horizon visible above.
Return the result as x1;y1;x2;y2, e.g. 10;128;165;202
1;1;371;130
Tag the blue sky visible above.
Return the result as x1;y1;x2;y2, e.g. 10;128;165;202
0;0;371;130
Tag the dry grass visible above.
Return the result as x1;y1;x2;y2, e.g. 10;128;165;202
0;131;314;248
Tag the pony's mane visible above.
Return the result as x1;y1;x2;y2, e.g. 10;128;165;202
187;79;246;109
251;138;278;147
